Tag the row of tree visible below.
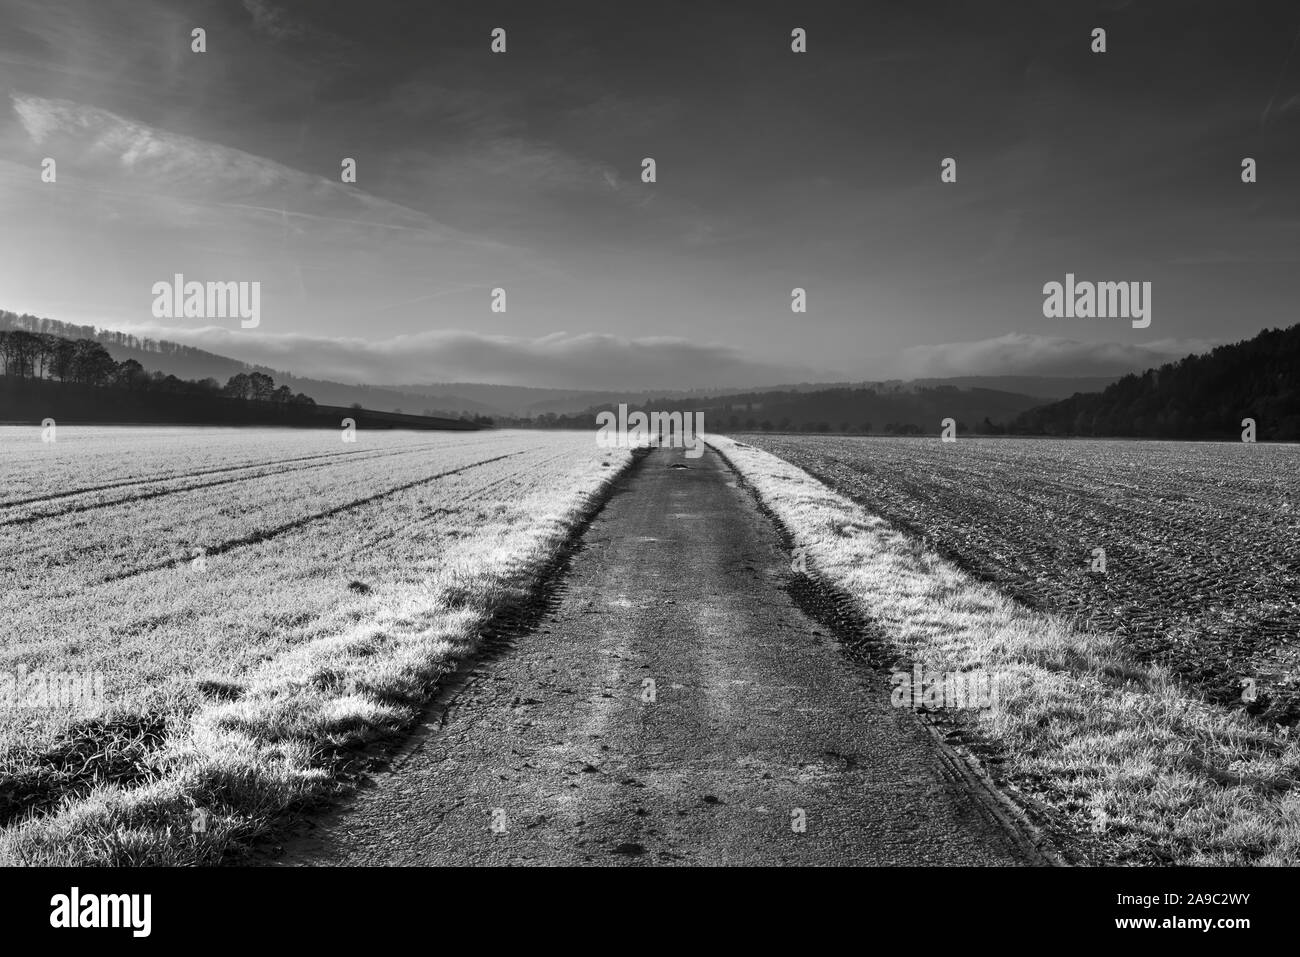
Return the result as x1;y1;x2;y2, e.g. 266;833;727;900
1;309;207;358
222;371;316;405
0;330;316;405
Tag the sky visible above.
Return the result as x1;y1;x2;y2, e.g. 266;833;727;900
1;0;1298;389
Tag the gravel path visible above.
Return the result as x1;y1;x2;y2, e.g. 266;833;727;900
274;446;1036;866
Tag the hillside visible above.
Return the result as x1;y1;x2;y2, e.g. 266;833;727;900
0;311;472;417
499;384;1048;433
697;385;1045;433
899;375;1119;401
0;323;478;430
1010;324;1300;440
478;376;1118;417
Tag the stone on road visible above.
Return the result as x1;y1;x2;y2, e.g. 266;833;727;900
277;446;1035;866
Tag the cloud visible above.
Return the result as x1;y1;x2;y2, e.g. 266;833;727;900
895;332;1220;379
9;94;457;232
14;94;283;193
108;324;817;391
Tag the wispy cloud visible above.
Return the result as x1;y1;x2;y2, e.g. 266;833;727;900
9;94;475;238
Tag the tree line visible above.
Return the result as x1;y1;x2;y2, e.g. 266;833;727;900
1009;323;1300;440
1;308;216;359
0;329;316;406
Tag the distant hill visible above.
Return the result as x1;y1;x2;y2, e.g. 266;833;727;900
0;311;469;417
1010;324;1300;440
666;375;1121;401
0;309;1149;428
0;313;738;416
391;383;749;417
680;385;1046;433
0;321;478;430
404;377;1119;418
499;384;1051;434
899;375;1120;401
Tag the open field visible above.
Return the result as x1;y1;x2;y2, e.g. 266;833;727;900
711;435;1300;865
734;434;1300;723
6;424;1298;867
0;426;631;864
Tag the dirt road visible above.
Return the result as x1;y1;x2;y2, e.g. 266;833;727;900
275;446;1040;865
